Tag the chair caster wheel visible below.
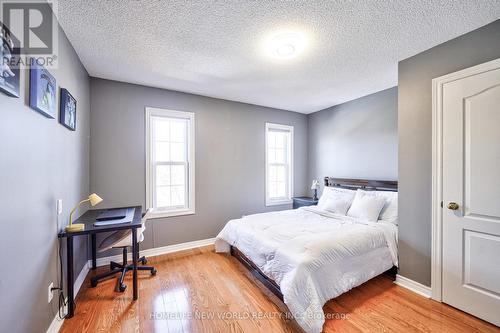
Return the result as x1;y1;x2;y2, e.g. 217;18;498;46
151;268;157;276
141;258;147;265
119;284;127;292
91;279;98;288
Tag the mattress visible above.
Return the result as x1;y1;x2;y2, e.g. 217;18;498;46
215;206;398;333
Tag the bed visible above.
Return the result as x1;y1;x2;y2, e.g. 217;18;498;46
215;178;398;333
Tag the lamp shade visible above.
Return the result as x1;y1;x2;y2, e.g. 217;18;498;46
88;193;103;206
311;180;320;190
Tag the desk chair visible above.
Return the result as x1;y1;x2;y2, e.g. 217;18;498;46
90;209;157;292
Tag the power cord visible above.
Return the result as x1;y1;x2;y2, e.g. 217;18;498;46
54;206;67;319
57;236;67;319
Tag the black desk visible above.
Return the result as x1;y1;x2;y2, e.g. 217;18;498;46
58;205;142;318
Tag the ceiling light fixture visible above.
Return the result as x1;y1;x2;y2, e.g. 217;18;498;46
264;31;307;60
276;43;296;57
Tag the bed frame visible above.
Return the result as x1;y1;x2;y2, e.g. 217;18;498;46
230;177;398;301
324;177;398;191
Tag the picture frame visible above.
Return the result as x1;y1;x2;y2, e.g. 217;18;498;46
0;23;20;98
59;88;76;131
29;61;57;118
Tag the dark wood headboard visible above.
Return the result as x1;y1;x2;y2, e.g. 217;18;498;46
324;177;397;192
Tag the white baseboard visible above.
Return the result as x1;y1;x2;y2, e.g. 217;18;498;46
46;263;90;333
92;237;216;268
395;274;432;298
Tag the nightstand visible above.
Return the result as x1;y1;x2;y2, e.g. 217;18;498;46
292;197;319;209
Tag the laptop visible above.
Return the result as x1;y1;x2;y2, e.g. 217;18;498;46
96;208;128;221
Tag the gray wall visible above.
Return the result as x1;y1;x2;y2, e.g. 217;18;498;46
0;22;90;333
90;78;308;253
398;19;500;286
307;87;398;190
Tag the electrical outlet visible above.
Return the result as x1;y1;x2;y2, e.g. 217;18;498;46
48;282;54;303
57;199;63;215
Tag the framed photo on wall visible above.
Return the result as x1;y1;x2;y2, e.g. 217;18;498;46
29;61;57;118
0;23;20;98
59;88;76;131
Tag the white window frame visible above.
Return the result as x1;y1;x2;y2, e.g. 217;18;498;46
265;123;294;206
146;107;195;218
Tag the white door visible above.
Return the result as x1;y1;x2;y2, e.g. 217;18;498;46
441;59;500;326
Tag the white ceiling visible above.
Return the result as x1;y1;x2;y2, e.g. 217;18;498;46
58;1;500;114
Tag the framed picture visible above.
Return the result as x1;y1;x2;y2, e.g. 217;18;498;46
29;61;57;118
0;23;20;98
59;88;76;131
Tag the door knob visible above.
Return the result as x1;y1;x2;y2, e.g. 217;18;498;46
447;202;459;210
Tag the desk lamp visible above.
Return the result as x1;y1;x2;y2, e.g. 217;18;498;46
66;193;103;232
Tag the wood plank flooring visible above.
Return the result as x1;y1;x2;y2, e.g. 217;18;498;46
61;246;499;333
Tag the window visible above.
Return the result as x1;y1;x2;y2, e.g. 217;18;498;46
146;108;195;217
265;123;293;206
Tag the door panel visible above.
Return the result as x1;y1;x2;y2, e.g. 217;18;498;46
464;84;500;219
464;230;500;297
441;62;500;326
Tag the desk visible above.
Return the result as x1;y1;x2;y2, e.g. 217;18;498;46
58;205;142;318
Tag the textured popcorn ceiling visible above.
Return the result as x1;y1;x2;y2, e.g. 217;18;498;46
58;1;500;113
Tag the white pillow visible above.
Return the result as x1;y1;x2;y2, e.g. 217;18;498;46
317;186;355;204
318;191;355;215
375;190;398;224
317;186;356;211
347;190;387;222
355;189;398;224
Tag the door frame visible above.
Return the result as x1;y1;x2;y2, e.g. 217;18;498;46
431;57;500;301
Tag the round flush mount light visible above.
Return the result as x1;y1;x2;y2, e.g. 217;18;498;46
276;43;296;57
264;31;307;60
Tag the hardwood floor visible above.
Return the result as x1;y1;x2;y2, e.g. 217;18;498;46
61;246;499;333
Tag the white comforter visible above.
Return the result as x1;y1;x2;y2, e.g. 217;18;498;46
215;207;398;333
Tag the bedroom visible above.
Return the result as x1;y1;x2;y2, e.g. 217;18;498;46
0;1;499;332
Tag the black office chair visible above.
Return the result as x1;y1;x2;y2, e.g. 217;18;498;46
90;210;157;292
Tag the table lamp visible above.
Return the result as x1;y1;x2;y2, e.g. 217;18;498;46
311;179;319;200
311;180;320;200
66;193;103;232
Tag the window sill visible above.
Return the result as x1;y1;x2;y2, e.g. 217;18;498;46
265;199;293;207
148;209;195;219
